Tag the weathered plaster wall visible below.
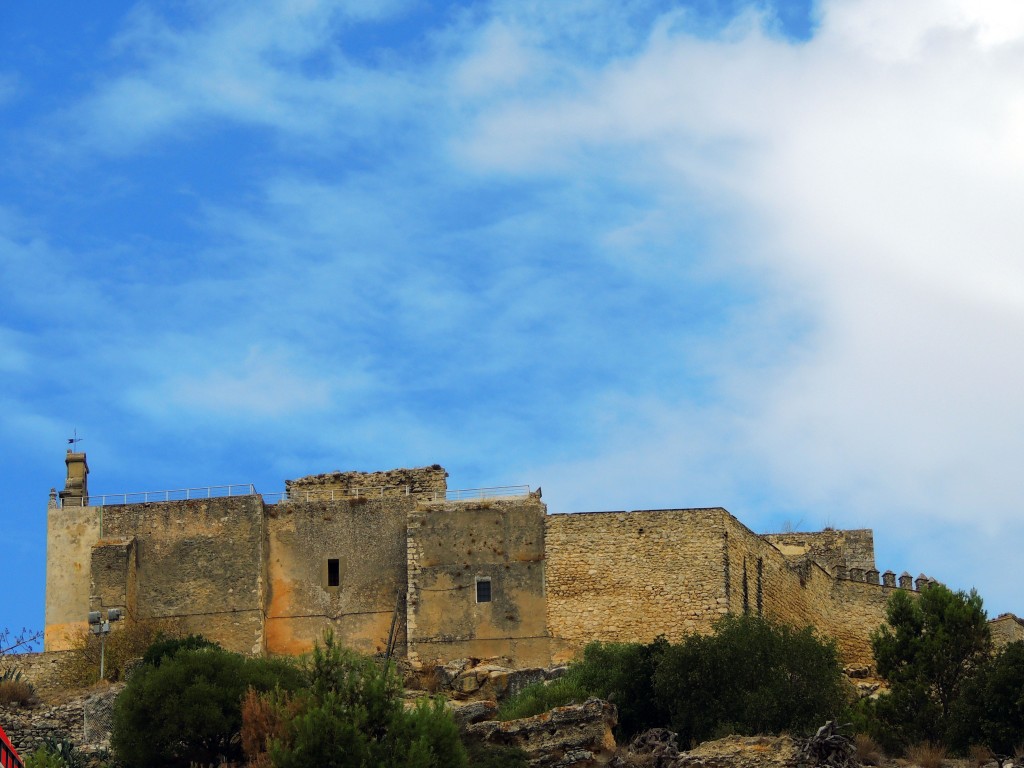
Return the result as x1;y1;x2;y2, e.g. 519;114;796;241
265;498;409;657
99;496;266;654
286;465;448;500
45;504;101;651
89;537;137;617
545;508;730;661
407;496;549;666
762;529;876;575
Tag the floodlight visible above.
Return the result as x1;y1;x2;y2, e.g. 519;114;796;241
108;608;123;622
88;611;101;625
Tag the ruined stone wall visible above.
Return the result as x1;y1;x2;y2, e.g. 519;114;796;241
99;496;266;655
545;509;730;661
45;504;101;651
407;495;549;667
762;529;875;575
265;498;409;657
0;685;120;756
990;614;1024;648
286;465;448;500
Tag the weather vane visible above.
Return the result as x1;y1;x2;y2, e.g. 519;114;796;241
67;428;83;451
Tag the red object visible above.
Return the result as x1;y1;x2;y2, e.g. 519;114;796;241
0;723;24;768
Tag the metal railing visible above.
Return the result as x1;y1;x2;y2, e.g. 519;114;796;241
433;485;531;501
61;484;257;507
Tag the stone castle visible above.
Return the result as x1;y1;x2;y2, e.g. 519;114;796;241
45;452;1023;670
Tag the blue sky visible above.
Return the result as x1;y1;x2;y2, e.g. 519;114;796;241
3;0;1023;644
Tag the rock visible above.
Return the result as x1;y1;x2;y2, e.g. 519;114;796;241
464;697;617;767
447;699;498;727
675;734;800;768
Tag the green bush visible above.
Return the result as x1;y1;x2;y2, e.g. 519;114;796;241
111;645;304;767
572;637;668;738
496;674;589;721
23;739;87;768
266;631;467;768
497;638;666;737
654;615;847;746
141;633;221;667
463;736;530;768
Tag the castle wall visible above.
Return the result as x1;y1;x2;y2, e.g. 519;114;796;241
45;503;101;651
545;509;730;661
762;529;875;575
722;515;892;668
286;465;448;501
99;496;266;655
264;498;409;657
89;537;138;617
406;496;549;666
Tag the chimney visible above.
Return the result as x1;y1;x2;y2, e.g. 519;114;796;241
59;450;89;507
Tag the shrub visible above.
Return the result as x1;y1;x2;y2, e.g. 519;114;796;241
463;736;530;768
653;615;847;746
263;631;467;768
497;638;667;738
142;633;221;667
58;618;166;686
906;741;947;768
967;744;994;767
496;675;588;721
23;739;87;768
0;677;34;705
111;645;304;767
854;733;883;766
572;638;669;738
949;640;1024;754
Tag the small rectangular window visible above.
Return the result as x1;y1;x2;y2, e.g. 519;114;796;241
476;578;491;603
327;558;340;587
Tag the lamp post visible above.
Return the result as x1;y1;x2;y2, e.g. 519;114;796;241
88;608;123;680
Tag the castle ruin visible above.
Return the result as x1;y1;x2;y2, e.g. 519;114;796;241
47;453;1007;670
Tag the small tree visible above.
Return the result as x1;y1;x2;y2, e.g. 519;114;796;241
262;631;467;768
654;615;847;745
949;640;1024;754
870;584;990;750
111;644;304;767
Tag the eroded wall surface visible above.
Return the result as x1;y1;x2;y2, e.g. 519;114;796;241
265;498;409;656
45;504;101;651
545;508;730;661
99;496;267;654
286;465;448;501
762;529;876;575
407;496;549;666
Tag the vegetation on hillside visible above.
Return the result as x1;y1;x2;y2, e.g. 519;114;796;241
499;615;848;745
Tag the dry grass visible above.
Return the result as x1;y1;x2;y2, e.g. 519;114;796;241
968;744;994;767
57;618;169;687
905;742;947;768
0;678;34;705
854;733;883;766
240;687;302;767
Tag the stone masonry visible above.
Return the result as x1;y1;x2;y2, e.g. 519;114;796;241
43;454;1017;674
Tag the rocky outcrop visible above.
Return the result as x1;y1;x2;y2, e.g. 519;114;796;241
426;657;555;702
465;697;618;767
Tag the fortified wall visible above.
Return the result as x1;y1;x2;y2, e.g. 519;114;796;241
45;454;990;671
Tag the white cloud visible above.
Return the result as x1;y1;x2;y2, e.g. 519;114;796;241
467;0;1024;610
